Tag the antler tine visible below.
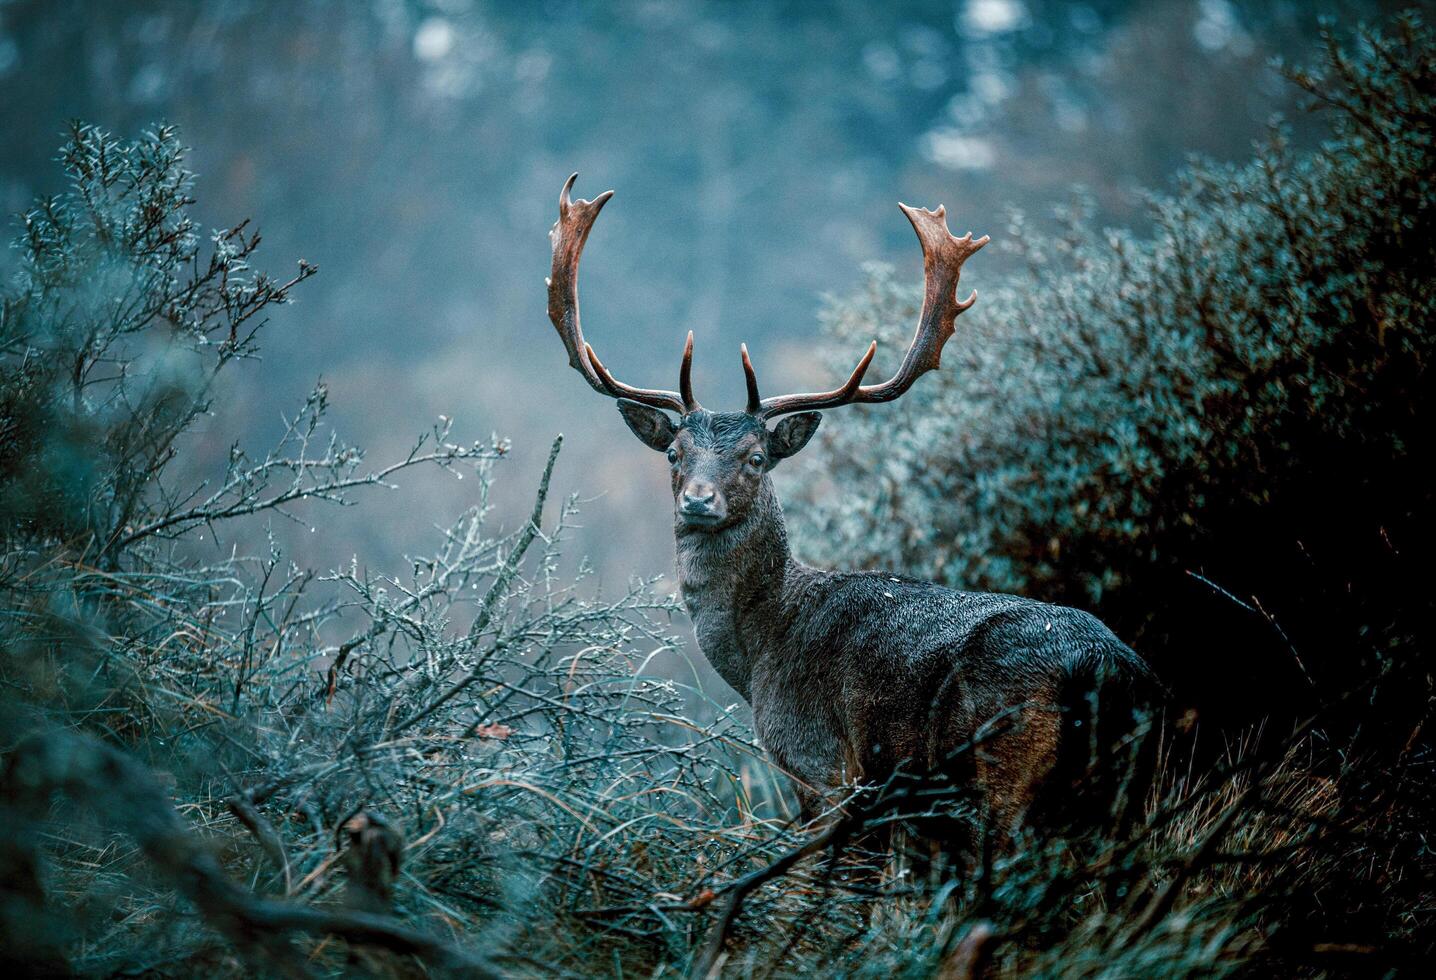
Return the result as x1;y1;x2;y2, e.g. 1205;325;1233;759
547;174;690;415
749;341;878;418
680;330;700;413
755;202;986;420
740;344;761;413
863;203;988;403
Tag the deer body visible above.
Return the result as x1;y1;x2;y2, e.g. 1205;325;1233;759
542;174;1156;830
672;437;1146;824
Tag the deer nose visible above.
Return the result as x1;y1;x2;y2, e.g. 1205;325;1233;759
682;488;717;510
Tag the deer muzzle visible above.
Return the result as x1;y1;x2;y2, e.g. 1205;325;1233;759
679;485;725;527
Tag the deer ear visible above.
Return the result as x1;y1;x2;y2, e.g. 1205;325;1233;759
768;412;822;461
616;399;678;451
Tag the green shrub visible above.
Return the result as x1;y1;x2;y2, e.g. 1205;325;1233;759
0;123;317;556
0;123;748;975
788;17;1436;724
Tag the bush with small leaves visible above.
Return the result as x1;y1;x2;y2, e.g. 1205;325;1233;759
788;17;1436;730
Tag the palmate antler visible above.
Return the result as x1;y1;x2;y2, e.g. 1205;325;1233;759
546;175;987;419
743;203;988;419
547;174;698;415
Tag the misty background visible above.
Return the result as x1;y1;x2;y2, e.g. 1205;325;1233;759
0;0;1399;621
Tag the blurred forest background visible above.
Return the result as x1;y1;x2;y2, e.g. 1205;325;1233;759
0;0;1408;589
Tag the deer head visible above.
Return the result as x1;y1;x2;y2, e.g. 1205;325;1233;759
545;174;987;532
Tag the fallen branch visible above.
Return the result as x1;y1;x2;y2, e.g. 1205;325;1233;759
227;791;292;892
689;813;860;980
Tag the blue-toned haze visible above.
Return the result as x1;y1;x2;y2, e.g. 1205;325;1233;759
0;0;1393;596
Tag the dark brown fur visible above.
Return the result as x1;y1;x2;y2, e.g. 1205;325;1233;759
619;404;1157;832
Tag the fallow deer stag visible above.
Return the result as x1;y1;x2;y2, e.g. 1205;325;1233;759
545;174;1156;836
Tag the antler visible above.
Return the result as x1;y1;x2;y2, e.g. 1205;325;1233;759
547;173;699;414
745;203;988;420
546;177;984;421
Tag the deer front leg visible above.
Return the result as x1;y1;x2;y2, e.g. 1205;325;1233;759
764;747;849;826
792;782;834;826
754;708;858;827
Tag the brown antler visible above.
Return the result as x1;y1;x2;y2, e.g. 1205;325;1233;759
746;203;987;420
547;173;699;414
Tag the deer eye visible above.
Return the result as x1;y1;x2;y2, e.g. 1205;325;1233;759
748;452;766;468
666;448;679;465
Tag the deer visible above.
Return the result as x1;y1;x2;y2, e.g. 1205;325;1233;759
544;174;1158;841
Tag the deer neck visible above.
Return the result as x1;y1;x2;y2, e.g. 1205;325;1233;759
674;480;793;701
